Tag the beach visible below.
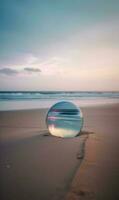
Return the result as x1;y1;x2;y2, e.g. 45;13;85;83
65;104;119;200
0;104;119;200
0;108;86;200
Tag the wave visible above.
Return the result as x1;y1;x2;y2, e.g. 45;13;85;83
0;91;119;101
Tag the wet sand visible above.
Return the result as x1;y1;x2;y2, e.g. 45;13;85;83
0;104;119;200
65;104;119;200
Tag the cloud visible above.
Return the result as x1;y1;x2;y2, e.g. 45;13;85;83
24;67;41;72
0;66;41;76
0;68;18;75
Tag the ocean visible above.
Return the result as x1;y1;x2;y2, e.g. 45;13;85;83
0;91;119;111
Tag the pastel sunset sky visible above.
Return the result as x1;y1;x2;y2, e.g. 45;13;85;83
0;0;119;91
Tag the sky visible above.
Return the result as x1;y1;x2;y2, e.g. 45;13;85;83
0;0;119;91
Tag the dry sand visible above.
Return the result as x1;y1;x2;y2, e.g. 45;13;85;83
0;104;119;200
65;104;119;200
0;108;86;200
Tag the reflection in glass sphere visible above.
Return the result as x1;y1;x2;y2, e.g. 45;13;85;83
46;101;83;138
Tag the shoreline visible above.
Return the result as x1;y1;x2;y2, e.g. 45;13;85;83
0;101;119;113
0;98;118;111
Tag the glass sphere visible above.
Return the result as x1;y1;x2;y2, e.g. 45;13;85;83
46;101;83;138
